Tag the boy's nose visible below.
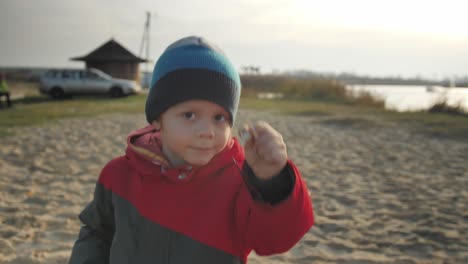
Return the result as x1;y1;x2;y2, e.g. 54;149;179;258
196;119;215;139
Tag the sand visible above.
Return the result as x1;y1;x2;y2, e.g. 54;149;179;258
1;109;467;263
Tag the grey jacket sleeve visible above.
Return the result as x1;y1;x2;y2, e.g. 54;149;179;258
69;181;115;264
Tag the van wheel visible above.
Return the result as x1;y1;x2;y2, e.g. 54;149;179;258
50;87;65;99
110;87;124;98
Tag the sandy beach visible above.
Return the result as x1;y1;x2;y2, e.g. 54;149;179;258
1;109;467;263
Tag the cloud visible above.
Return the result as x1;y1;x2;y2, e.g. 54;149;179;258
1;0;467;77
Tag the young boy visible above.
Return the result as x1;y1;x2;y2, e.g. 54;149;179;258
69;36;314;264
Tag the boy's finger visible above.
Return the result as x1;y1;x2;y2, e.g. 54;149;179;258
239;123;256;146
250;121;270;135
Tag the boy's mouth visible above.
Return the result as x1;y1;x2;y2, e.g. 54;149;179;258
191;146;213;152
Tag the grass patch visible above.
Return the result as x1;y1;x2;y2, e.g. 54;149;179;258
318;117;379;129
380;110;468;139
1;93;467;141
240;97;383;116
0;129;14;138
0;94;146;131
240;97;468;140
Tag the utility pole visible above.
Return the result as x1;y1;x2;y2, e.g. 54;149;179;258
139;11;151;88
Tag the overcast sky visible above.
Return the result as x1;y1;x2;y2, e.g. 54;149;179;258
1;0;467;79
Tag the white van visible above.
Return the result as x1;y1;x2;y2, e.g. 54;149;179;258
39;68;141;98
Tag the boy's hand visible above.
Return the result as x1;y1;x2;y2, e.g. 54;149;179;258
239;121;288;180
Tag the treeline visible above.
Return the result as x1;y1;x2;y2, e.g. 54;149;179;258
2;66;467;87
279;70;468;87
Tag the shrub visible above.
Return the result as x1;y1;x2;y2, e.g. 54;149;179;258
278;79;347;101
347;89;386;108
428;101;467;116
240;74;385;108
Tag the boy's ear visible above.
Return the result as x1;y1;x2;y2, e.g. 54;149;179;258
152;119;161;130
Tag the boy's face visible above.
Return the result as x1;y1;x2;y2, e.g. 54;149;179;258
152;100;232;167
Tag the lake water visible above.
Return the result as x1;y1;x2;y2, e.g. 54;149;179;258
346;85;468;112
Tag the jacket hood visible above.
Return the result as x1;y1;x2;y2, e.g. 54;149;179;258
125;125;244;183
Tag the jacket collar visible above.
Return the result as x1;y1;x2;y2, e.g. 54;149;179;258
126;125;244;183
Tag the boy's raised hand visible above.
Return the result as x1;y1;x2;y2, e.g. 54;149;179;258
239;121;288;180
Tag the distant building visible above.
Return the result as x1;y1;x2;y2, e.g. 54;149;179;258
71;39;148;82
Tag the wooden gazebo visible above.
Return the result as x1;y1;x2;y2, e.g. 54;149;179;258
71;39;148;81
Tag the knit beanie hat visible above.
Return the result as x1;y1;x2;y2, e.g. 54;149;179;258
145;36;241;125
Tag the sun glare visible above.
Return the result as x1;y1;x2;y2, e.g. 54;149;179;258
293;0;468;38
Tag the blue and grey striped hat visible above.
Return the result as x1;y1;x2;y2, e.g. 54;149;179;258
145;36;241;125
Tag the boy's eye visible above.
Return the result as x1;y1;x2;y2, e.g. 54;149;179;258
214;114;227;122
183;112;195;119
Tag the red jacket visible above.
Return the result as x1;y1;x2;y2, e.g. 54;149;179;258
69;125;314;264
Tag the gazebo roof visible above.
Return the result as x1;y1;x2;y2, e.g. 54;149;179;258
71;39;148;63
